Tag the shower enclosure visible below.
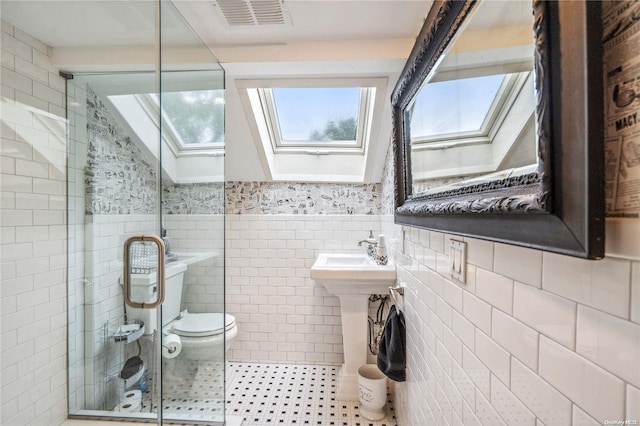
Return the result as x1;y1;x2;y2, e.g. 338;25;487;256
64;1;226;424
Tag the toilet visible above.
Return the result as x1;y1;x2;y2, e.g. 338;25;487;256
126;260;237;361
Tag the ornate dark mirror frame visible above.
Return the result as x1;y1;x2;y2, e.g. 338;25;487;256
392;0;605;259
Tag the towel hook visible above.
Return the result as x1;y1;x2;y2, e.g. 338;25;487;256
388;284;405;308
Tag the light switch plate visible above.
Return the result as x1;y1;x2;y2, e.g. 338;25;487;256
449;239;467;283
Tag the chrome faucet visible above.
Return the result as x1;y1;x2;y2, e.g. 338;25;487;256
358;230;378;259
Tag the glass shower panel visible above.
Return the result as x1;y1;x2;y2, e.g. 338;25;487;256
67;70;164;420
159;1;226;423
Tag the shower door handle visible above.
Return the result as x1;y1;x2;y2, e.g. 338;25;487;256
123;235;165;309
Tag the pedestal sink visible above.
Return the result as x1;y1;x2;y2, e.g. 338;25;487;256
310;253;396;401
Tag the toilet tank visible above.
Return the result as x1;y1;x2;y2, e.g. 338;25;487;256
126;261;187;334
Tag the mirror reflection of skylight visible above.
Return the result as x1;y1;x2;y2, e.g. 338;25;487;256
272;87;360;143
160;90;225;144
410;74;505;139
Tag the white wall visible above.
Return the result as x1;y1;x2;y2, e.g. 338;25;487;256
0;21;68;425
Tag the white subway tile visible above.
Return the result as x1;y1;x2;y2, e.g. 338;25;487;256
463;291;492;335
1;191;16;209
572;406;601;426
1;32;31;61
14;57;48;84
539;336;625;423
475;387;507;426
14;27;49;55
462;401;482;426
462;345;490;399
576;305;640;388
430;231;445;253
1;260;16;281
443;326;463;365
475;329;510;385
33;81;63;107
513;282;576;349
542;253;631;318
33;210;63;225
435;381;453;425
1;173;32;193
494;243;543;288
490;374;536;426
0;242;33;262
632;262;640;324
1;156;15;174
16;193;49;210
492;309;539;371
1;139;33;160
464;237;494;271
443;278;463;313
452;309;475;351
627;385;640;425
436;295;452;328
2;209;33;227
476;268;514;314
511;358;571;426
452;359;475;407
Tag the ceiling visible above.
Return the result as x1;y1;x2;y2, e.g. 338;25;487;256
1;0;432;64
0;0;432;183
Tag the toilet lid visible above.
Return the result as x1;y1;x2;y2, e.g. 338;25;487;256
171;313;236;337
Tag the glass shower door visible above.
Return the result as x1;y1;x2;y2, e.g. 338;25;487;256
66;0;225;424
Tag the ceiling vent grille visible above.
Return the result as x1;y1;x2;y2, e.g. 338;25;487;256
214;0;289;27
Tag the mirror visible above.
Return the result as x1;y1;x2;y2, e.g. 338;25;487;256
392;0;605;259
409;1;535;196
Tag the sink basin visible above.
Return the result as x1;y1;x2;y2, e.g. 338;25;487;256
310;253;396;295
310;253;397;400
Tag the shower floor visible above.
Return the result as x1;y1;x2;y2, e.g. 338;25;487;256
141;361;398;426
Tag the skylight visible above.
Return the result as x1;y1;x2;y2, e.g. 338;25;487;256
271;87;360;144
410;74;505;141
150;90;225;149
255;85;374;153
235;77;388;182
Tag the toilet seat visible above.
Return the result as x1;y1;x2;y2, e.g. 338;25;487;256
171;313;236;338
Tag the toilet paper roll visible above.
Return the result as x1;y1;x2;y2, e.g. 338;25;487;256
118;399;141;412
162;334;182;359
122;389;141;403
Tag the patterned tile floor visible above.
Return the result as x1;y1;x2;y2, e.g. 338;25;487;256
140;360;226;422
140;361;398;426
226;362;398;426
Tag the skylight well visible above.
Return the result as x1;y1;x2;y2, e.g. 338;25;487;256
236;77;388;182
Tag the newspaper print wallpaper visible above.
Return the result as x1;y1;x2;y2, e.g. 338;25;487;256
225;182;381;215
85;88;158;215
163;183;224;214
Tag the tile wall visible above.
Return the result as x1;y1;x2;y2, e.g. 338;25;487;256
225;213;382;364
0;21;68;425
380;140;640;424
162;214;225;314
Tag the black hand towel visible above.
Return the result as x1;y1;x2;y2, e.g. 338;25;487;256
377;305;406;382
